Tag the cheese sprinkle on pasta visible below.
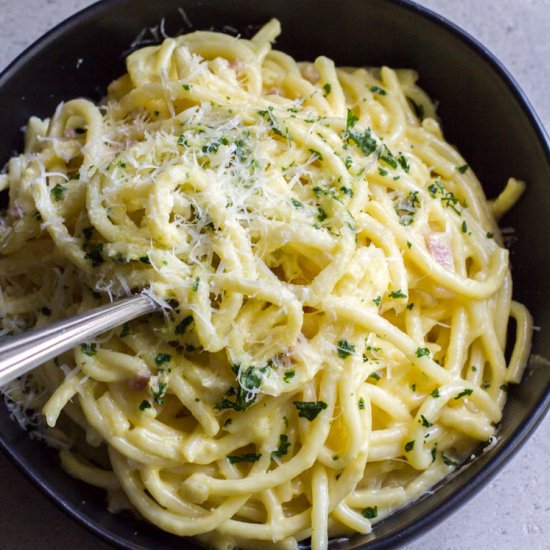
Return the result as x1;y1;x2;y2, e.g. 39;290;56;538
0;19;533;550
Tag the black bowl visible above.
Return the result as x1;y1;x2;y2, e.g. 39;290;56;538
1;1;549;549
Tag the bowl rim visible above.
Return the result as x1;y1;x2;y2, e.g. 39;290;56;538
1;0;549;549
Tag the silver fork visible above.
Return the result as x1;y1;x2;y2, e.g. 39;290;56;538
0;293;160;386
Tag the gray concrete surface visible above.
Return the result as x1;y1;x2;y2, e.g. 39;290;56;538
0;0;549;549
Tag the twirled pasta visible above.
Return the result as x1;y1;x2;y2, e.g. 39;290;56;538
0;19;532;550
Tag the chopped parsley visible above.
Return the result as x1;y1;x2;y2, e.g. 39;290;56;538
431;388;440;398
373;296;382;307
120;323;131;338
406;303;415;310
441;453;458;467
139;400;151;411
192;277;200;291
291;197;304;208
407;241;412;249
258;106;284;137
461;221;468;233
139;255;151;265
309;149;323;161
409;98;425;120
389;289;407;299
175;315;194;335
415;347;430;358
454;388;474;400
394;190;420;225
84;243;104;267
293;400;328;421
378;168;388;177
317;207;328;222
379;145;398;169
398;154;410;173
345;109;377;157
215;365;267;412
404;440;415;452
182;83;191;91
370;85;387;96
154;353;171;367
358;397;365;410
80;342;97;356
227;453;261;464
271;434;291;459
50;183;66;201
419;415;432;428
456;164;469;174
340;186;353;197
362;506;378;519
283;370;295;383
486;232;494;239
323;83;332;96
336;339;355;358
151;381;168;404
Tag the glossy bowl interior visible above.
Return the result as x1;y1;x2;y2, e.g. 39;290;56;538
1;1;549;549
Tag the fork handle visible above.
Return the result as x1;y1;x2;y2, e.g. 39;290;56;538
0;294;159;387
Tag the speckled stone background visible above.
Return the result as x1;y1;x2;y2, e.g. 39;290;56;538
0;1;549;548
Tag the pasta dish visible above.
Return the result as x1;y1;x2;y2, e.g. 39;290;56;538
0;20;533;550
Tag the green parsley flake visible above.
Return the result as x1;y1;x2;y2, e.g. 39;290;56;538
323;83;332;96
192;277;200;291
454;388;474;400
317;207;328;222
293;400;328;421
120;323;131;338
151;381;168;404
84;243;104;267
456;164;469;174
415;347;430;358
358;397;365;410
389;289;407;299
291;198;304;208
431;388;440;398
51;183;66;201
227;453;261;464
80;342;97;356
419;415;432;428
404;440;415;452
441;453;458;466
336;339;355;358
139;400;151;411
398;154;410;173
373;296;382;307
175;315;194;335
362;506;378;519
154;353;171;367
370;85;387;95
271;434;291;459
283;370;295;383
182;83;191;91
